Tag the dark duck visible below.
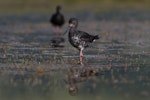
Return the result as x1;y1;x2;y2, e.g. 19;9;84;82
68;18;99;64
50;5;65;34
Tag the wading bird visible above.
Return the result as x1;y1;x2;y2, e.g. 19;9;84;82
50;5;65;35
67;18;99;64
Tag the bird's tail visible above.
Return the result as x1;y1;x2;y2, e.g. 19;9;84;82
94;35;99;40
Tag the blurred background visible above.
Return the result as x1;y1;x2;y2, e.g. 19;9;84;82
0;0;150;13
0;0;150;100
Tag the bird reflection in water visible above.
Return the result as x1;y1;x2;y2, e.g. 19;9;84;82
50;36;65;47
66;66;99;96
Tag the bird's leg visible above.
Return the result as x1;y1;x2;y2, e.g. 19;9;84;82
79;50;83;64
55;26;62;36
80;50;83;57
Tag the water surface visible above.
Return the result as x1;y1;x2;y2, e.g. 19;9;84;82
0;11;150;100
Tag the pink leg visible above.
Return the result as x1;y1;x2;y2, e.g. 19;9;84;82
55;27;62;36
79;50;83;64
80;50;83;57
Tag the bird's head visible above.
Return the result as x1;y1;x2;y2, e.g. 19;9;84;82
68;18;78;28
56;5;62;12
63;18;78;35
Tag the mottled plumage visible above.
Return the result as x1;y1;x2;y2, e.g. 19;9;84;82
68;18;99;64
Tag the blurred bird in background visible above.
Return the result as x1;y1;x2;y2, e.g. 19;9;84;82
50;5;65;35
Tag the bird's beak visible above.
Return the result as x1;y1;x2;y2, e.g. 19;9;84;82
63;24;75;35
63;26;70;35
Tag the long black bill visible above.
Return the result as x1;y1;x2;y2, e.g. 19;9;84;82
63;27;70;35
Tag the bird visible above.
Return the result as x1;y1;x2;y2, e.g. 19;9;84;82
50;5;65;35
68;18;99;64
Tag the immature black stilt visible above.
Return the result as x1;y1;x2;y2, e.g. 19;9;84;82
68;18;99;64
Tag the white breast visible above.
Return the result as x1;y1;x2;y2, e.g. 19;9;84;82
72;36;80;42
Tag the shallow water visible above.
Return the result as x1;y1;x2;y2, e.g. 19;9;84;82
0;11;150;100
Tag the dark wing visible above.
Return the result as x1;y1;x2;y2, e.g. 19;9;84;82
59;14;65;26
50;13;65;26
77;30;95;42
50;13;56;24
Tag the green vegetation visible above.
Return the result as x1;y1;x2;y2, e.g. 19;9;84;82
0;0;150;13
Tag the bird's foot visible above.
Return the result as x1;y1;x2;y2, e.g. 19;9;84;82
80;61;83;65
78;60;83;65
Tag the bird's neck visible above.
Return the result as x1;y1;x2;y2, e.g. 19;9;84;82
70;26;78;30
69;27;77;37
56;9;60;13
69;27;77;32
